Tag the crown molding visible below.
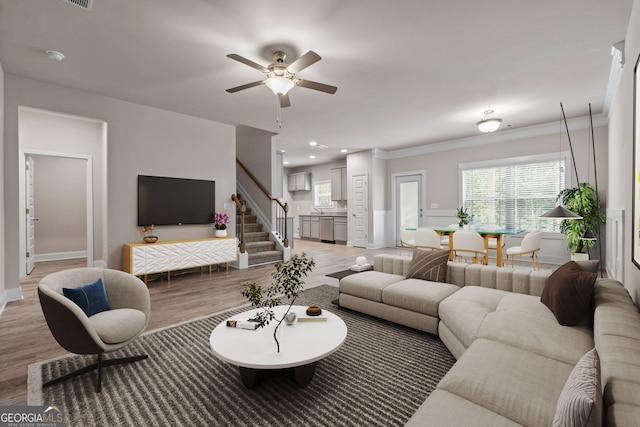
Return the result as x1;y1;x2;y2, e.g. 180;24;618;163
374;113;608;160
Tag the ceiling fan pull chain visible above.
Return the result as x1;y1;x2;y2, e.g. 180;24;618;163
276;96;283;128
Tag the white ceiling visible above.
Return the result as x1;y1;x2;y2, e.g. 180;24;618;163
0;0;633;167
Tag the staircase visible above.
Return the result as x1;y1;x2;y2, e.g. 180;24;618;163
237;200;283;266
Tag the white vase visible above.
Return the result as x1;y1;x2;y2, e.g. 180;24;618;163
215;229;227;238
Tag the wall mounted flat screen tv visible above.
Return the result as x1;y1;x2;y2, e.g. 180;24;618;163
137;175;215;226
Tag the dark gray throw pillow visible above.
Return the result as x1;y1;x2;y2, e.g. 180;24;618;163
406;249;449;283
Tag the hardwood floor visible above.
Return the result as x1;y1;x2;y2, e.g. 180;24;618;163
0;239;388;406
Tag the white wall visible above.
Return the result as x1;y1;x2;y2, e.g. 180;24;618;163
4;75;236;298
609;0;640;303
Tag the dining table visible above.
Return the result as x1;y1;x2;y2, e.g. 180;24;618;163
432;226;520;267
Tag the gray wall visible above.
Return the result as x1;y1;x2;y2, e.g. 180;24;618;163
19;107;104;264
236;125;276;226
4;75;236;297
33;155;87;257
0;63;5;306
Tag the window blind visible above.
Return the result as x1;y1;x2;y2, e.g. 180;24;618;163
461;154;567;232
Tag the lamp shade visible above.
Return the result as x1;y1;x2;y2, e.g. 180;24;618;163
265;76;295;95
581;228;597;241
540;205;582;219
476;118;503;133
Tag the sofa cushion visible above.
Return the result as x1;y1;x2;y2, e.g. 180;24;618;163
438;286;507;349
552;348;602;427
436;338;574;426
405;249;449;282
479;292;594;365
541;261;597;326
382;279;459;317
406;389;522;427
339;271;405;302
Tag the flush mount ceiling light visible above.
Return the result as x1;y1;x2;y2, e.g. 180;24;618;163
45;50;65;61
476;109;503;133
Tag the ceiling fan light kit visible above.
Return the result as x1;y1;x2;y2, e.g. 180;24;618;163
476;109;502;132
265;75;295;96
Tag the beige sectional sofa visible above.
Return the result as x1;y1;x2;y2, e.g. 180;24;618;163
338;254;640;426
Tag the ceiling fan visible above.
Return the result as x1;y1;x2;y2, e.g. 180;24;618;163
225;50;338;108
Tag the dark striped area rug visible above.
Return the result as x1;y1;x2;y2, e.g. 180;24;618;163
28;285;456;426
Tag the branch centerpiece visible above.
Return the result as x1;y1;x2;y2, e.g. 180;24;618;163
241;253;315;353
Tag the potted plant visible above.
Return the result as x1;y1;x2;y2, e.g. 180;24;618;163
456;207;474;228
557;183;605;258
213;212;229;237
241;253;315;353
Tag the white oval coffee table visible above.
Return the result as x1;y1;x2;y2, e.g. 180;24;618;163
210;305;347;388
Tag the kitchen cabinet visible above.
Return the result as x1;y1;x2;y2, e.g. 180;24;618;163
299;215;347;244
334;217;347;242
331;167;347;201
288;172;311;191
310;216;320;239
301;216;311;238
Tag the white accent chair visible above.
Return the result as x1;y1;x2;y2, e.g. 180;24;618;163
400;228;417;255
414;228;443;251
505;230;542;270
452;230;488;264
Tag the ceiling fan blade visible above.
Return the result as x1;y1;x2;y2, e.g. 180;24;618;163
286;51;321;74
226;54;269;73
225;80;265;93
296;79;338;94
279;94;291;108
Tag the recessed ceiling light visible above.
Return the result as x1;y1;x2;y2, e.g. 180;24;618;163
283;161;289;164
309;141;318;146
45;50;65;61
341;149;348;153
309;155;316;159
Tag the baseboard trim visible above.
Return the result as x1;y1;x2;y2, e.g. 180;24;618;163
34;251;87;262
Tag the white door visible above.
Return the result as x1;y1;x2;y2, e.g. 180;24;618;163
25;155;36;274
351;173;368;248
394;173;424;246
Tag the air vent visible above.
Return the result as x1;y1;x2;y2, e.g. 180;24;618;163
64;0;93;10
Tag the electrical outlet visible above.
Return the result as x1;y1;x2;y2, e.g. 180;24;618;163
431;203;438;209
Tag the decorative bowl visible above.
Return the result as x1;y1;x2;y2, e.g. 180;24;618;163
143;236;158;243
306;305;322;316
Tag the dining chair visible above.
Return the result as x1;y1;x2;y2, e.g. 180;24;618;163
400;228;417;255
482;224;505;257
414;228;442;251
439;223;461;248
505;230;542;270
452;230;488;264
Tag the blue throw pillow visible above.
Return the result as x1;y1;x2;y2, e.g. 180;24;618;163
63;278;111;317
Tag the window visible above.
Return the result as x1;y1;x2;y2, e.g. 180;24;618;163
460;152;571;232
314;180;334;209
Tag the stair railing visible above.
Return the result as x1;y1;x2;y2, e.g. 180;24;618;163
236;158;289;248
231;194;246;253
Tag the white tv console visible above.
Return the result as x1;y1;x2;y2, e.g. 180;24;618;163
123;237;238;283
